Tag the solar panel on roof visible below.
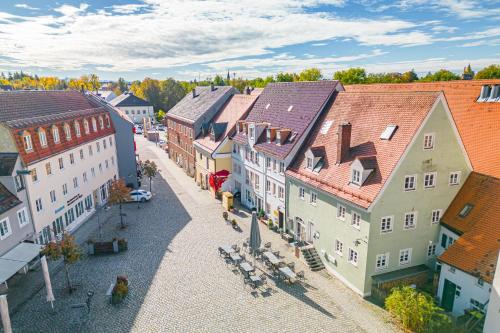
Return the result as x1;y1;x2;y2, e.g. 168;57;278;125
320;120;333;135
380;125;398;140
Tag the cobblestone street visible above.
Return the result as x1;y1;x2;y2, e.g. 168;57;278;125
7;136;400;333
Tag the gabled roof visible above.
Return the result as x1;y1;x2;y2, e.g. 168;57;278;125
195;93;260;154
167;86;235;123
439;172;500;283
233;81;340;159
345;80;500;178
287;91;441;208
0;153;18;176
0;182;21;215
110;92;151;107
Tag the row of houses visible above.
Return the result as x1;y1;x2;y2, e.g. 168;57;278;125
0;90;137;288
164;79;500;321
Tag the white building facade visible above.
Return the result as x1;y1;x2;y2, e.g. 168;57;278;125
110;92;154;124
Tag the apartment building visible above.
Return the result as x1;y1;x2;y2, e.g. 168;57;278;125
231;81;341;228
0;91;119;244
110;92;154;124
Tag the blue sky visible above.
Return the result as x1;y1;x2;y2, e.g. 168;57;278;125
0;0;499;81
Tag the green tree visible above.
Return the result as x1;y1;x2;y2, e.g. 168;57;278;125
159;78;186;111
213;74;226;86
385;286;453;333
42;232;81;293
298;68;322;81
474;64;500;79
156;110;166;122
420;69;460;82
276;72;296;82
143;160;159;192
117;77;128;93
108;179;131;229
402;69;419;82
228;77;249;92
333;68;367;84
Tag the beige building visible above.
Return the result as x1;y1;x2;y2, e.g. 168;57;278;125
194;91;260;196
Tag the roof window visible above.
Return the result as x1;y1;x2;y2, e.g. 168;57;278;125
265;103;270;110
458;203;473;218
380;125;398;140
287;105;294;112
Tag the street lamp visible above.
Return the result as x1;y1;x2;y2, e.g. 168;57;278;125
87;202;104;240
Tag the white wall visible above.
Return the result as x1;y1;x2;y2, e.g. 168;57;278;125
437;262;491;316
25;134;118;241
118;106;154;124
484;253;500;333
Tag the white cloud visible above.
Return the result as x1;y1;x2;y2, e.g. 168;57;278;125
460;39;500;47
110;4;148;14
14;4;40;10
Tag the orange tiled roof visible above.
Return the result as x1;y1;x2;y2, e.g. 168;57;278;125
438;172;500;283
286;91;441;208
195;93;260;154
345;80;500;178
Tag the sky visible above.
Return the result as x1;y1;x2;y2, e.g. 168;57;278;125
0;0;499;81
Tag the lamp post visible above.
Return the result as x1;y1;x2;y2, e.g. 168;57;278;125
88;202;103;240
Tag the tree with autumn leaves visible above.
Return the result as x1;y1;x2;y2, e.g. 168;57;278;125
108;179;131;229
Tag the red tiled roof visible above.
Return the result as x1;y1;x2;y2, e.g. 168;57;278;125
345;80;500;178
438;172;500;283
233;81;340;159
287;91;441;208
195;93;260;154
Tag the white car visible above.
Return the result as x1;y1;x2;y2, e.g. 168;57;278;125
135;127;143;134
129;190;152;202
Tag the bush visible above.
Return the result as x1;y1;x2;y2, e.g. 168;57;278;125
258;209;265;219
385;286;453;333
268;219;273;228
231;219;237;226
222;211;228;220
112;275;129;304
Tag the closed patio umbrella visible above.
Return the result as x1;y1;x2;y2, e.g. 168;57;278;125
249;211;261;265
41;256;55;309
0;294;12;333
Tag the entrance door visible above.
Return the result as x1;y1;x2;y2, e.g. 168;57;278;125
307;221;315;243
441;279;456;312
295;217;306;242
278;211;284;229
257;197;263;212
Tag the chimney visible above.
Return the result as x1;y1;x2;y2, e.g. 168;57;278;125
336;122;351;164
245;86;251;95
210;83;215;92
479;85;491;100
192;88;196;98
80;84;85;94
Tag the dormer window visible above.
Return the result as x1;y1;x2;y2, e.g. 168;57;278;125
352;169;361;185
304;146;325;172
99;116;104;129
92;118;97;132
276;131;281;145
105;115;111;128
64;123;71;141
266;129;271;143
52;126;60;144
83;119;90;134
74;121;81;137
22;132;33;152
249;126;255;140
38;129;47;147
350;156;376;186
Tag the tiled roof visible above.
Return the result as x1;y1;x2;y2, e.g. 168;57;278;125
167;86;235;123
345;80;500;178
286;91;441;208
233;81;340;159
0;182;21;215
195;93;260;154
439;172;500;283
0;153;18;176
110;92;151;107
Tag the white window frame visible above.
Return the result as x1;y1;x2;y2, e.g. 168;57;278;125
399;248;412;266
17;208;29;227
423;133;435;150
348;248;358;266
310;192;317;206
427;243;436;258
431;209;442;224
403;212;417;230
39;130;47;147
62;183;68;195
75;122;81;137
337;204;346;221
352;169;361;185
351;212;361;229
449;171;461;186
35;198;43;212
0;218;12;240
52;127;60;143
299;187;305;200
23;134;33;151
381;215;393;234
404;174;417;191
64;124;71;141
424;172;437;189
334;239;343;256
375;253;389;271
306;157;313;170
50;190;56;203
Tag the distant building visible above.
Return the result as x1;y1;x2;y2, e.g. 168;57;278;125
95;90;117;102
110;92;154;124
462;64;474;80
166;85;236;177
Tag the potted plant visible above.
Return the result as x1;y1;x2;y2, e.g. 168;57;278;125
231;219;237;227
111;275;129;305
258;209;266;220
268;219;274;230
222;211;229;221
117;238;128;252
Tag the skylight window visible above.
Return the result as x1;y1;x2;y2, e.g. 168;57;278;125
287;105;293;112
458;203;473;218
265;103;270;110
320;120;333;135
380;125;398;140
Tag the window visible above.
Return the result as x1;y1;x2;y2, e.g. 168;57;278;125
477;279;484;287
23;134;33;151
470;299;486;313
58;157;64;169
103;139;107;149
299;187;305;200
254;174;259;190
351;212;361;229
75;121;81;137
423;133;435;149
266;180;271;192
92;117;97;132
310;192;317;205
266;157;271;169
376;253;389;271
45;162;52;175
337;204;346;220
431;209;442;224
449;171;461;186
99;163;102;172
50;190;56;203
88;145;93;156
73;177;78;188
35;198;43;212
279;162;285;174
62;183;68;195
381;216;393;233
80;149;84;160
39;130;47;147
14;175;24;191
404;212;417;230
91;167;95;177
96;142;100;153
278;186;284;200
352;169;361;185
85;195;93;210
17;208;29;227
52;127;60;143
335;239;343;255
273;159;277;172
31;169;38;182
111;156;115;166
306;157;313;169
348;248;358;265
404;175;416;191
272;183;276;196
64;124;71;141
424;172;436;188
69;153;75;165
83;172;88;183
427;243;436;257
0;218;11;239
99;116;104;129
459;204;473;218
399;248;412;266
83;119;90;134
455;285;461;297
109;137;113;146
249;127;255;139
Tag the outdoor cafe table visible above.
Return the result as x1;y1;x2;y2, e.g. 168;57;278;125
279;267;297;283
240;262;255;275
249;275;262;288
220;245;235;255
230;253;242;264
263;251;281;265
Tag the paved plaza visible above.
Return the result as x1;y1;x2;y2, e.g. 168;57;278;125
7;136;400;333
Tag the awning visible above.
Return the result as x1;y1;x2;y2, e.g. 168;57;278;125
0;243;43;284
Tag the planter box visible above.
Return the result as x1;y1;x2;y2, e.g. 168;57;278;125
88;239;128;255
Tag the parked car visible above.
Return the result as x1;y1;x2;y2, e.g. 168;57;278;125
157;125;166;132
129;190;152;202
135;127;143;134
